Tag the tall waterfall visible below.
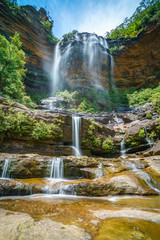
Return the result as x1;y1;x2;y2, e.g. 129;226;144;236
49;157;63;179
51;32;114;95
51;42;61;95
72;116;82;156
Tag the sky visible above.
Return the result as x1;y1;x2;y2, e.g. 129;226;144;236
17;0;142;38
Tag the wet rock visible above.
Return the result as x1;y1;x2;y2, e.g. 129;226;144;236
0;179;32;196
75;172;157;196
0;209;91;240
144;141;160;157
91;208;160;223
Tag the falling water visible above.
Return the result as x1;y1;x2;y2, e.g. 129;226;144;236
144;127;152;148
120;139;126;158
50;32;116;96
49;157;63;179
72;116;82;156
51;42;61;95
1;159;10;178
129;162;160;194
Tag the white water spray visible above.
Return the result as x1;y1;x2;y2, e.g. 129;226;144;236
51;42;61;95
1;159;10;178
72;116;82;156
49;157;63;179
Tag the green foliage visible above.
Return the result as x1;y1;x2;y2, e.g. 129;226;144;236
78;98;100;113
130;141;140;147
139;128;146;138
106;0;160;39
93;137;101;147
47;34;59;44
41;20;52;33
102;138;114;152
56;90;78;103
56;88;132;113
29;92;50;105
62;30;78;41
149;130;157;139
0;108;63;140
146;112;152;119
127;84;160;113
31;120;53;139
0;32;34;108
6;0;20;11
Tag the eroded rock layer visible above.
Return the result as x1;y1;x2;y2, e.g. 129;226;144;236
0;0;54;93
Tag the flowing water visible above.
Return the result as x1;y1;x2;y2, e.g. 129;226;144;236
144;126;152;148
51;42;61;95
72;115;82;156
120;139;126;158
51;33;114;95
49;157;64;179
1;159;10;179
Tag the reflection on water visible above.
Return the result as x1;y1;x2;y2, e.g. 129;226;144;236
0;195;160;239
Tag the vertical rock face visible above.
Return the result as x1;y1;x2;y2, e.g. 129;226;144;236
0;0;54;93
52;33;113;92
113;21;160;90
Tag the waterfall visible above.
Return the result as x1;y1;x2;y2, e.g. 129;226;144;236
120;139;126;158
50;32;116;96
1;159;10;178
72;116;82;156
144;127;152;148
49;157;63;179
51;42;61;95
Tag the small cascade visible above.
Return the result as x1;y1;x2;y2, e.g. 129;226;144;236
95;162;103;178
125;161;160;194
144;127;152;148
59;184;76;196
49;158;63;179
1;159;10;178
72;116;82;156
120;139;126;158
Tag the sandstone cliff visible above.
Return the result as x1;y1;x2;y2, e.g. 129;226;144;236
112;21;160;90
0;0;54;93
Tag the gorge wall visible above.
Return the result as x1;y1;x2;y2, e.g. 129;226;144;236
0;0;159;93
112;21;160;90
0;0;54;94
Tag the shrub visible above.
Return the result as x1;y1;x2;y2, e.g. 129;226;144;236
93;137;101;147
102;138;114;152
31;120;53;139
146;112;152;119
138;129;146;138
0;108;63;140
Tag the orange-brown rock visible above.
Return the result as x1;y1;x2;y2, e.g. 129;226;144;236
0;0;54;93
113;21;160;90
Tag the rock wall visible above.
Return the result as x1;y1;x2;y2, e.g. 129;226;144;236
0;0;54;93
113;21;160;90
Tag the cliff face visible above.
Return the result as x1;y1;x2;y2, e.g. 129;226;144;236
0;0;54;93
113;21;160;90
0;0;159;94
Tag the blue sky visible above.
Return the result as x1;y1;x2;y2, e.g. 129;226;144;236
17;0;142;38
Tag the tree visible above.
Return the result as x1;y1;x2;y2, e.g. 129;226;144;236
0;32;33;107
